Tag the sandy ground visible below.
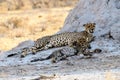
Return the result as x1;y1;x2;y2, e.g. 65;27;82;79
0;37;120;80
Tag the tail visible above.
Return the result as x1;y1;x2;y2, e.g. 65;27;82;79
7;53;17;57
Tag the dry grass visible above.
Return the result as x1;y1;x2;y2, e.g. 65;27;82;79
0;7;71;51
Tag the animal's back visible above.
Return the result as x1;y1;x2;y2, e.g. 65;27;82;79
47;31;93;48
49;32;75;47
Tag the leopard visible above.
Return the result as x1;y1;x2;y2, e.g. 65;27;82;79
20;23;96;58
31;38;92;63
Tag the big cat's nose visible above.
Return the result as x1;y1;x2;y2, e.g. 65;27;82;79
90;30;94;33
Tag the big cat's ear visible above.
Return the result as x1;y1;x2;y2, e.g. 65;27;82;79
83;24;86;26
93;23;96;25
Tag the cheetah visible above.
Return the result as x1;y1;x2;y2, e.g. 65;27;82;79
40;23;95;50
31;49;67;63
31;38;92;63
20;23;96;57
70;37;92;56
30;43;102;63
